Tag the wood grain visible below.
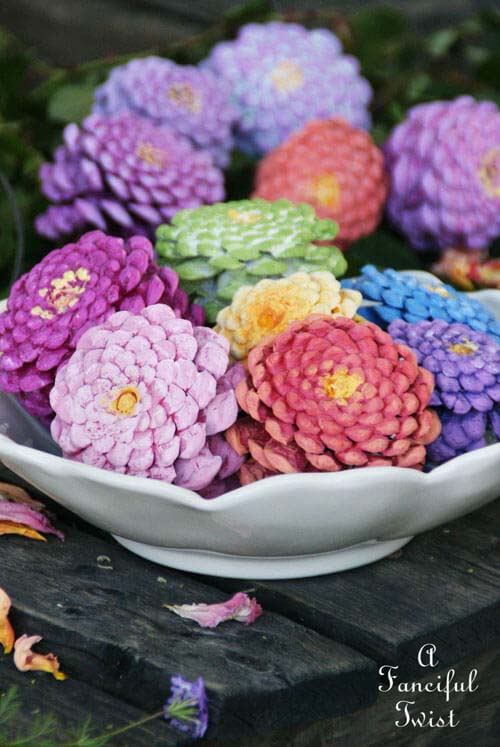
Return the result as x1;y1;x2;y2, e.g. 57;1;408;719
0;0;494;65
0;522;376;741
210;500;500;674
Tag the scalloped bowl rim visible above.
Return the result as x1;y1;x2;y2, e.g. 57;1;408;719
1;272;500;578
1;430;500;512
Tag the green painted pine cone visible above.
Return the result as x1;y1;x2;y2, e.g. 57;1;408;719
155;198;346;322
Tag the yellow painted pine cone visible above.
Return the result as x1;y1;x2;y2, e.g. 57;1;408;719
215;271;362;360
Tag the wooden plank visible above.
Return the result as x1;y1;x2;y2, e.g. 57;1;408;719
0;523;377;741
0;667;189;747
210;501;500;675
0;0;494;66
205;646;500;746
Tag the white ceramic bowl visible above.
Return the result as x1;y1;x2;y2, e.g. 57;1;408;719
1;273;500;580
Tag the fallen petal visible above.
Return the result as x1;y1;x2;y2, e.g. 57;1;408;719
14;635;67;680
0;503;64;540
0;482;46;511
165;591;262;628
0;521;46;541
0;588;15;654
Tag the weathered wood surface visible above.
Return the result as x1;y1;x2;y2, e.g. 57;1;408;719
0;522;376;741
1;459;499;744
0;0;494;65
0;667;190;747
212;646;500;746
211;499;500;675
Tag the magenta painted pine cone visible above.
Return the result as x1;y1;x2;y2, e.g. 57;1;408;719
384;96;500;251
50;304;242;491
93;57;236;168
36;113;224;241
226;316;441;480
0;231;204;422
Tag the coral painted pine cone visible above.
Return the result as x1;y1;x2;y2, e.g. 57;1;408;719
226;316;441;481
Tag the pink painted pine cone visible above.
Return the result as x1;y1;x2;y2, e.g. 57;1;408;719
226;316;441;479
0;231;204;422
50;304;242;491
36;112;224;241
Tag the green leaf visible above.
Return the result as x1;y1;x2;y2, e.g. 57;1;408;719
427;28;458;58
47;83;95;123
346;228;423;276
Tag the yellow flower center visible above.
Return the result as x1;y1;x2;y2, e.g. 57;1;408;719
323;367;364;405
422;284;451;298
227;208;261;225
257;305;285;331
109;386;141;416
136;141;167;167
167;83;201;113
271;61;304;92
308;172;341;211
31;268;90;319
448;339;479;355
478;148;500;198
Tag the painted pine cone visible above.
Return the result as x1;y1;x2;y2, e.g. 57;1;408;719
226;316;441;480
93;57;236;168
253;118;388;248
203;22;372;156
384;96;500;251
426;409;487;465
50;304;242;491
0;231;203;422
36;113;224;241
345;265;500;344
155;198;346;322
388;319;500;415
215;271;361;360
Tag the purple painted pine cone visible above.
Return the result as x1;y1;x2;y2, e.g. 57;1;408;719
388;319;500;415
50;304;242;492
384;96;500;251
0;230;204;422
36;113;224;242
203;22;372;156
93;57;236;168
426;409;487;464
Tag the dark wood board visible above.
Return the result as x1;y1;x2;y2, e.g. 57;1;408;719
0;0;494;65
0;666;190;747
209;500;500;675
210;646;500;747
0;523;377;741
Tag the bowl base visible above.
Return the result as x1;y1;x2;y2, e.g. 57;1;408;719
112;536;413;579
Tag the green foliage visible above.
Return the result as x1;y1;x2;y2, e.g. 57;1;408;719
0;2;499;298
0;687;114;747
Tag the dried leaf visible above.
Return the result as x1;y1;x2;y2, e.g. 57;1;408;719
0;482;45;511
165;591;262;628
13;635;67;680
0;587;15;654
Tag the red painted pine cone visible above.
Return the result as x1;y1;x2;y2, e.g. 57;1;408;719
253;118;388;249
226;316;441;480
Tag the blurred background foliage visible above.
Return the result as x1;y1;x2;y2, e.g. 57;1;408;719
0;1;499;297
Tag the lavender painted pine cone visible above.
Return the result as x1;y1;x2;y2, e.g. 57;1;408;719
426;409;487;465
0;231;203;422
384;96;500;250
388;319;500;415
36;113;224;242
203;22;372;156
93;57;236;168
50;304;243;492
